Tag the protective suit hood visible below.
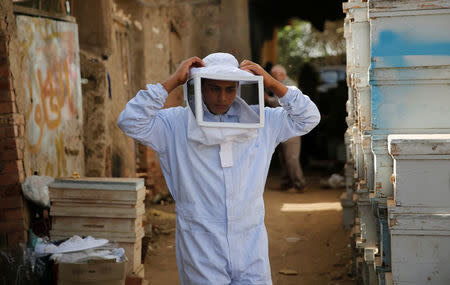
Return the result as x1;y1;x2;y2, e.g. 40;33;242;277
189;52;255;78
185;53;261;151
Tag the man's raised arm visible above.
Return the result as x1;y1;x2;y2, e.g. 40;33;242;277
117;57;204;153
239;60;320;143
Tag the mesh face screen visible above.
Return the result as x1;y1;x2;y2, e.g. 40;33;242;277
184;74;264;128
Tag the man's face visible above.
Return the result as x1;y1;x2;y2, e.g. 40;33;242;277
202;79;238;115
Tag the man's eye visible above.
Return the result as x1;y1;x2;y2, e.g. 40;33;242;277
226;88;236;93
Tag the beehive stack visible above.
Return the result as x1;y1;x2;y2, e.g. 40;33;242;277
388;135;450;284
48;177;146;277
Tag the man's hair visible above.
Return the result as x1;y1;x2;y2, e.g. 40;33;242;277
201;78;239;87
271;64;287;75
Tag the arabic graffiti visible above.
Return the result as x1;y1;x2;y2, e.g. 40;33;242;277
17;16;82;177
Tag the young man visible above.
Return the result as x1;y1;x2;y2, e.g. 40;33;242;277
118;53;320;284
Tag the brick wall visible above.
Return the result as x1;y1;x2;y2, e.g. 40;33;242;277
0;24;28;246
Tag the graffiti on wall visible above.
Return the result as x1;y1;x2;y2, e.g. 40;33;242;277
17;16;83;177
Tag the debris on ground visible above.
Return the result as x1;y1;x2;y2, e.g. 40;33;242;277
285;237;301;243
320;173;345;189
279;269;298;275
147;209;176;220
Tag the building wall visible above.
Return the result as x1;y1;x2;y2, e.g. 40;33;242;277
80;50;108;177
72;0;137;178
0;0;28;246
0;0;253;243
2;0;253;207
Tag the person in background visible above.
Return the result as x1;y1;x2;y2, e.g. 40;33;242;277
267;64;307;192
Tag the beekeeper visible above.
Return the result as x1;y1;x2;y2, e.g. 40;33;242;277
118;53;320;284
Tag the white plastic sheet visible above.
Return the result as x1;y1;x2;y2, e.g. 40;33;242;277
21;175;54;208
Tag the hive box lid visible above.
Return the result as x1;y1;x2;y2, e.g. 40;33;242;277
57;259;126;285
388;206;450;234
50;178;145;191
388;134;450;156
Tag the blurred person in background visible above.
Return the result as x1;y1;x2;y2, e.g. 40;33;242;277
266;64;307;192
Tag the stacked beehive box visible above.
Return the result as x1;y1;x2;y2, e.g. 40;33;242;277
388;135;450;284
342;0;450;283
48;177;146;277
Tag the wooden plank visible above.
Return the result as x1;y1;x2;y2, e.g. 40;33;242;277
50;227;144;242
50;202;145;218
13;4;76;23
132;264;145;279
369;0;450;12
50;178;145;191
49;197;144;205
52;215;143;233
49;187;145;204
118;239;143;275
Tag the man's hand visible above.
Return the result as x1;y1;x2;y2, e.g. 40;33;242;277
239;60;288;98
162;57;205;93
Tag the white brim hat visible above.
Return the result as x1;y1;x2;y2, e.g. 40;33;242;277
189;52;255;78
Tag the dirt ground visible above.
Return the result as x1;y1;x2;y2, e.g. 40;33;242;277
144;173;355;285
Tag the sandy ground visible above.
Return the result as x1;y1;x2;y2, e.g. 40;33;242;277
144;173;355;285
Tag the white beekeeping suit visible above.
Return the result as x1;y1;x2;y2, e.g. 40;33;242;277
118;53;320;284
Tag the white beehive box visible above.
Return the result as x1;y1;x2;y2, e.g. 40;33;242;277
388;134;450;207
388;203;450;284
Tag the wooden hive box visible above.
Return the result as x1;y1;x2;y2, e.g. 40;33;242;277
48;177;146;275
51;227;145;274
49;177;146;205
51;214;144;234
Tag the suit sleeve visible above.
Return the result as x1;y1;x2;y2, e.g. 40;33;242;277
266;86;321;145
117;83;172;153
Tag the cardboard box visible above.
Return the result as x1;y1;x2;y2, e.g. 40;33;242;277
57;259;127;285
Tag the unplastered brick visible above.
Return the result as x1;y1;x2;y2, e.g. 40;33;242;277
0;113;22;125
0;89;14;102
0;195;23;209
0;64;10;79
1;148;23;160
0;76;12;91
0;125;18;137
0;184;23;198
2;230;27;246
0;170;25;185
0;208;25;221
0;101;16;114
0;38;7;56
0;138;22;150
0;160;23;174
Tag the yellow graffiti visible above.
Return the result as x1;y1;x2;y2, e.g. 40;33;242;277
45;162;54;177
54;131;67;177
18;18;75;73
26;59;75;154
43;132;67;177
18;16;78;177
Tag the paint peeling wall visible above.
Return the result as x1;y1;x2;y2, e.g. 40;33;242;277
15;16;84;177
